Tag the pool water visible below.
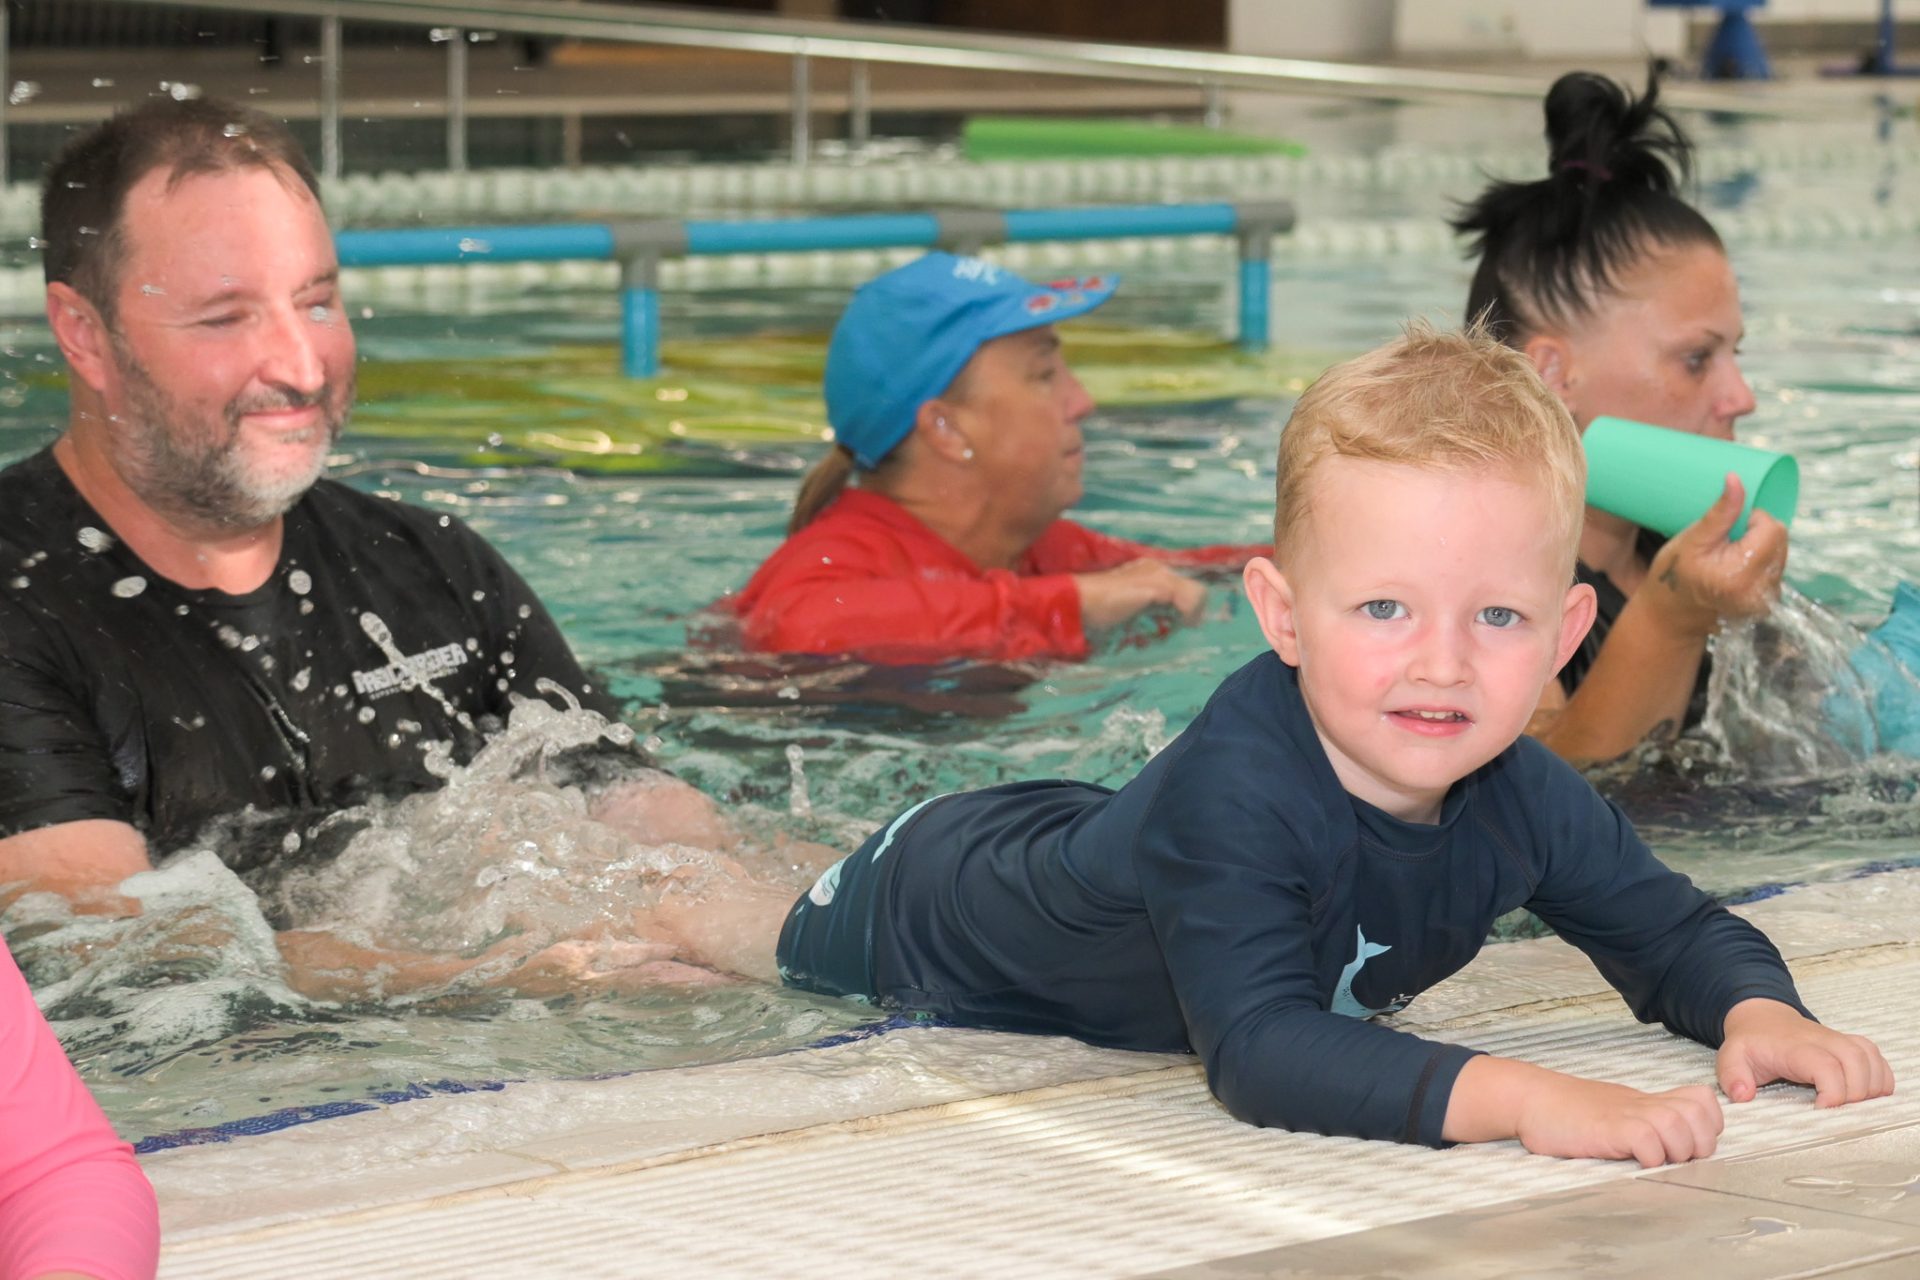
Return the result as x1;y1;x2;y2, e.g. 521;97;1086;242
1;108;1917;1144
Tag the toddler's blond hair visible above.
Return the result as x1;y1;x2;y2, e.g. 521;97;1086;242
1273;322;1584;572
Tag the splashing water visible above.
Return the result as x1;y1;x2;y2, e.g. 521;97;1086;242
1695;587;1920;783
5;695;868;1140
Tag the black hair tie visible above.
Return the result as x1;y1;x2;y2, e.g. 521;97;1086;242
1557;158;1614;182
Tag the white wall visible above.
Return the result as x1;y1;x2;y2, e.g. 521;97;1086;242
1227;0;1396;60
1227;0;1688;61
1393;1;1681;59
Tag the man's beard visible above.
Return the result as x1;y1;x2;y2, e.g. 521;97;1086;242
111;340;352;533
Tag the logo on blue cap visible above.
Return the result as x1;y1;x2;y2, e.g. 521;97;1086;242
823;253;1118;469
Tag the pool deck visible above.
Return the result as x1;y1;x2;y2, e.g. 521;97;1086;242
149;868;1920;1278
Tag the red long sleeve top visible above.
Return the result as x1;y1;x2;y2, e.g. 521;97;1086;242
727;489;1265;664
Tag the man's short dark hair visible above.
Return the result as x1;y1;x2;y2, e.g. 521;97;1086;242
41;97;322;322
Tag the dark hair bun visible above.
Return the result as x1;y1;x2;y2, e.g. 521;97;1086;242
1452;70;1720;340
1543;71;1693;193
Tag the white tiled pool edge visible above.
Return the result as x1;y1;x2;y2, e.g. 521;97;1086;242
151;870;1920;1277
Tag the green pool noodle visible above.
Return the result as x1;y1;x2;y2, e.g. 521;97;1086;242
1583;416;1798;540
964;116;1307;161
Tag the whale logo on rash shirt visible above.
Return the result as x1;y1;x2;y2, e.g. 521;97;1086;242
1331;926;1393;1018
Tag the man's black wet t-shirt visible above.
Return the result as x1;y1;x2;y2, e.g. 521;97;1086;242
0;448;621;870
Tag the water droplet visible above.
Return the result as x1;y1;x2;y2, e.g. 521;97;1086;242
291;667;312;692
457;237;491;255
282;831;302;853
174;604;190;616
777;684;801;700
221;122;249;138
8;576;27;590
517;604;532;619
77;526;113;552
471;590;486;603
26;236;44;251
332;684;348;698
239;634;260;652
499;650;514;666
485;433;504;448
356;706;376;724
110;575;147;598
437;515;451;527
287;569;312;595
359;307;374;320
9;81;42;106
140;283;166;296
216;625;243;648
298;599;314;615
258;765;277;782
91;77;116;89
159;80;201;101
309;305;332;324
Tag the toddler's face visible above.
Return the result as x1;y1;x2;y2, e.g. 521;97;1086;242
1249;457;1593;823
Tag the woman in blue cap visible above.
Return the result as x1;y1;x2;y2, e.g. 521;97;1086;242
729;253;1263;664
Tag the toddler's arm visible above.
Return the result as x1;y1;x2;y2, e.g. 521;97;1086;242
1716;997;1894;1106
1443;1056;1724;1167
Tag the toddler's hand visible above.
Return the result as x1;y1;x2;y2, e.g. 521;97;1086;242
1515;1077;1723;1167
1717;997;1895;1107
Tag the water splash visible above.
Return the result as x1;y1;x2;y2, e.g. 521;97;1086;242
1694;588;1920;783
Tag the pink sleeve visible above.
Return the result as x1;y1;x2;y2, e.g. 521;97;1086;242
0;942;158;1280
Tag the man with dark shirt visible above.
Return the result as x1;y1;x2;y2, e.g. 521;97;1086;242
0;98;723;933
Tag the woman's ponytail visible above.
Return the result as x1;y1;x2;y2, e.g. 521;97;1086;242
788;444;857;535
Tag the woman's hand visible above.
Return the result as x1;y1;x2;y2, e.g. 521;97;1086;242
1644;472;1788;636
1074;559;1207;631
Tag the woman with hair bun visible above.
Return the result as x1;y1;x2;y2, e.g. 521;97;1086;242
1454;71;1787;763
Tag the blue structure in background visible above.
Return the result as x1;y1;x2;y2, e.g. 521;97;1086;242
335;201;1295;377
1651;0;1773;79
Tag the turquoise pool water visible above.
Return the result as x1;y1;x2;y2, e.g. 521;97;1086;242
0;107;1916;1142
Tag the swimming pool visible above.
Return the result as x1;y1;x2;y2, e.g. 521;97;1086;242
0;101;1916;1146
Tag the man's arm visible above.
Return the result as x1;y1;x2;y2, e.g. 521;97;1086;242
0;822;150;913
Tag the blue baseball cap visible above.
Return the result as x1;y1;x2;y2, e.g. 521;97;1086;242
824;252;1118;468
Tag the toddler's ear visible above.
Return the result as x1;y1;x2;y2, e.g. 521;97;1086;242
1554;581;1599;674
1243;558;1303;666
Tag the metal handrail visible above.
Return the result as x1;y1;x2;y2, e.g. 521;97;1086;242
80;0;1786;106
1;0;1790;182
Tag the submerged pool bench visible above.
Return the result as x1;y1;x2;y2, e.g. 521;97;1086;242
333;200;1295;376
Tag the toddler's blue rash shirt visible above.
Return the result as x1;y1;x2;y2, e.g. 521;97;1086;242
864;651;1809;1147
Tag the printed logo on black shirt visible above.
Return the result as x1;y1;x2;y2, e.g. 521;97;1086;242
351;641;468;699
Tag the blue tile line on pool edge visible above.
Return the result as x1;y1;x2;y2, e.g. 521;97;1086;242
131;1013;923;1155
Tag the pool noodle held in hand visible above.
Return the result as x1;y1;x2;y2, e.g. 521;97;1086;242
1582;416;1799;540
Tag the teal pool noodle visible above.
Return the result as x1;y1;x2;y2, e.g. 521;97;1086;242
1843;582;1920;758
1583;416;1798;540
